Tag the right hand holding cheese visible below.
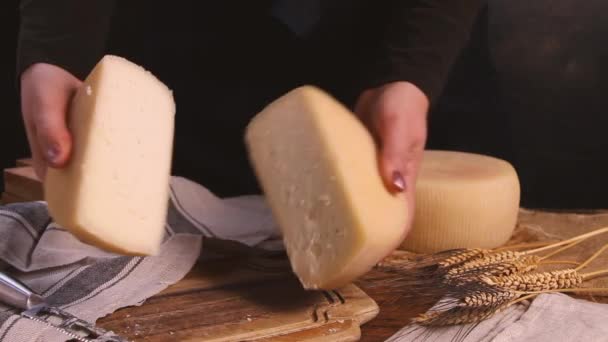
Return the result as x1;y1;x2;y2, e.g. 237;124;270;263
20;63;82;180
354;81;429;231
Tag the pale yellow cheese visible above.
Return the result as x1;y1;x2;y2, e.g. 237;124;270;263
400;150;520;253
245;86;409;290
44;55;175;256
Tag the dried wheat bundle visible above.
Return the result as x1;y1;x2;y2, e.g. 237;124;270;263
377;246;570;309
377;226;608;339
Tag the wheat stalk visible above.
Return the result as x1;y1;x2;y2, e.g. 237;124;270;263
524;226;608;254
446;255;540;279
413;302;510;326
481;269;584;292
405;227;608;329
375;226;608;333
456;268;607;309
414;285;608;327
576;243;608;270
437;249;488;268
461;290;519;307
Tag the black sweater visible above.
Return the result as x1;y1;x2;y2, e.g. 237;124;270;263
15;0;487;196
16;0;486;105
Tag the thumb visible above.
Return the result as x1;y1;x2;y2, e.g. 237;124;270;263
377;113;410;193
378;113;425;237
35;109;72;168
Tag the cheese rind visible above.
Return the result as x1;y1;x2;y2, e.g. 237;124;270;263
400;150;520;253
44;55;175;256
245;86;408;290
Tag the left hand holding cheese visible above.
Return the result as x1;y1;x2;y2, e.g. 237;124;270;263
20;63;82;180
355;81;429;232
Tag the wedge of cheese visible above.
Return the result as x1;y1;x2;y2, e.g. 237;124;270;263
44;55;175;256
245;86;409;290
400;150;520;253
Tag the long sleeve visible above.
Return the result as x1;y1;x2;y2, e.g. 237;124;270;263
17;0;116;80
360;0;487;105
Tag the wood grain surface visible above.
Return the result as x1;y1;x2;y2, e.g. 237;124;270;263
97;267;379;341
2;166;42;201
2;159;607;341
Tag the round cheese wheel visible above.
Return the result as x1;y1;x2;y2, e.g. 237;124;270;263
400;150;520;253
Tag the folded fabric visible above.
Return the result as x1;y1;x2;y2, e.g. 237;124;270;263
0;176;282;341
387;293;608;342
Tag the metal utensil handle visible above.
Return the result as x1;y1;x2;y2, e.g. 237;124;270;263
23;305;129;342
0;272;128;341
0;272;46;310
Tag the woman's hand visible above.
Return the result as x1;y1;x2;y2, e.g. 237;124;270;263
20;63;81;180
355;81;429;230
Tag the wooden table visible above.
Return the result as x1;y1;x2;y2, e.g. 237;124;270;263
357;270;429;341
3;160;607;341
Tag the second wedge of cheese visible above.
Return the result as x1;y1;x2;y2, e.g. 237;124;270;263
245;86;408;290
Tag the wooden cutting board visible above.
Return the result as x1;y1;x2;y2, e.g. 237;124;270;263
98;261;378;341
1;159;379;341
1;158;38;203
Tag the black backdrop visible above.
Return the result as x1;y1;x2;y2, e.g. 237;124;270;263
2;1;607;209
1;1;29;184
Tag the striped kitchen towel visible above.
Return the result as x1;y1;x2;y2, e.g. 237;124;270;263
0;176;283;341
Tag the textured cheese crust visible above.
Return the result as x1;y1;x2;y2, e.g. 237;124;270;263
245;86;409;290
44;55;175;256
400;150;520;253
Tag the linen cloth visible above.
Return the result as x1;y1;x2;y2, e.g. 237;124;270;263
0;176;282;341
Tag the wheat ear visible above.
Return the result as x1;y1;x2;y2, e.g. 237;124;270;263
438;249;488;268
446;234;596;281
416;286;608;327
482;269;584;292
446;255;540;280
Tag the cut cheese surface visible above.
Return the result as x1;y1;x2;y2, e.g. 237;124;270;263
400;150;520;253
245;86;408;290
44;55;175;256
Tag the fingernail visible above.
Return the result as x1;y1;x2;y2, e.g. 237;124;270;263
392;171;406;192
47;145;60;162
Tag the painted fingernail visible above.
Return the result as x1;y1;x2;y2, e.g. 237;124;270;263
392;171;406;192
47;145;60;162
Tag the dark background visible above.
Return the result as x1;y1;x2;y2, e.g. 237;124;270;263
1;2;29;179
2;1;607;209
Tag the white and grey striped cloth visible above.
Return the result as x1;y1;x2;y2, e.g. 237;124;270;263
387;293;608;342
0;176;283;341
